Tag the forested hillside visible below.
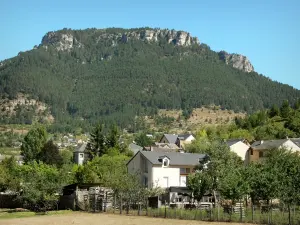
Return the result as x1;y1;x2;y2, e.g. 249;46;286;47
0;27;299;131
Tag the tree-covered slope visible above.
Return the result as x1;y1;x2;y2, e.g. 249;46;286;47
0;27;299;129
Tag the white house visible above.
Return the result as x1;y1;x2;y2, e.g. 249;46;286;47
73;143;89;165
126;151;207;189
226;139;250;161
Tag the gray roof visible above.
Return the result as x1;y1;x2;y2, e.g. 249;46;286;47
129;143;143;154
162;134;178;144
74;143;88;153
177;134;193;140
290;138;300;147
140;151;207;166
144;147;180;153
251;139;288;150
226;139;245;147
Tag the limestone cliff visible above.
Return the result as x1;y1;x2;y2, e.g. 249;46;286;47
218;51;254;73
41;28;200;51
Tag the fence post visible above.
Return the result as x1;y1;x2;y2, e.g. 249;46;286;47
120;194;122;214
240;199;243;222
146;198;148;216
252;204;254;223
113;194;116;214
164;201;167;218
138;203;140;216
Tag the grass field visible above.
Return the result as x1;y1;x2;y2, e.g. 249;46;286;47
0;212;250;225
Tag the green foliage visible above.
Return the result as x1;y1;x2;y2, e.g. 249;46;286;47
187;171;211;202
73;154;129;188
219;166;249;203
21;125;47;163
1;28;300;130
17;162;66;211
135;133;153;147
87;124;106;157
87;123;122;158
235;100;300;139
38;140;63;167
0;157;20;192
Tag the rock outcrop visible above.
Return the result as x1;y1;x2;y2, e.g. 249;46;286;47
41;28;200;51
41;32;83;51
218;51;254;73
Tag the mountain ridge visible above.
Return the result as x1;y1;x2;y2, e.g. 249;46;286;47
0;27;299;130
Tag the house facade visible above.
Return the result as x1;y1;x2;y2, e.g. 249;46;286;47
127;151;207;189
245;139;300;164
226;139;250;161
73;143;89;165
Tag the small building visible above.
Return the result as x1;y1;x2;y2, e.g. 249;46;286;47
59;183;113;211
159;134;178;144
73;143;89;165
159;134;195;149
226;139;250;161
176;134;195;149
245;139;300;164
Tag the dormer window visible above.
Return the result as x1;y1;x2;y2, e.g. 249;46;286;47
158;156;170;167
163;158;169;167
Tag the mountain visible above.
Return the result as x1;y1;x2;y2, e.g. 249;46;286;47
0;27;299;130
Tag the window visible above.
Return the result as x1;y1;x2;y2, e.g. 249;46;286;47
259;151;263;158
144;176;148;187
79;153;84;159
250;149;253;155
163;158;169;167
163;177;169;188
180;168;191;174
180;176;186;187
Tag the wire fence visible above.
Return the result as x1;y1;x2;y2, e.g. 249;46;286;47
104;205;300;225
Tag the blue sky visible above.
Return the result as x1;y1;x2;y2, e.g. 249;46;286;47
1;0;300;89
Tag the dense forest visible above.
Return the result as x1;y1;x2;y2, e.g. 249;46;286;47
1;27;300;131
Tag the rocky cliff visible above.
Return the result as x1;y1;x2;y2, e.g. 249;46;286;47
41;28;200;50
218;51;254;73
41;28;253;73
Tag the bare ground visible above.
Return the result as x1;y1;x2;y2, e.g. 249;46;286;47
0;212;250;225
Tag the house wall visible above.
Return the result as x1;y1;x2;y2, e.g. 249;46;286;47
185;135;195;142
245;140;300;164
160;136;170;143
151;165;194;188
282;140;300;152
230;142;249;160
152;166;180;188
127;152;153;188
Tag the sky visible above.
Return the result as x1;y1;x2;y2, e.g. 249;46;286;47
1;0;300;89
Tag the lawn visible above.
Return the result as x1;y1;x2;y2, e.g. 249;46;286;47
0;212;249;225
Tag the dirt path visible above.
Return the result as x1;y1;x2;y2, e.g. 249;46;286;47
0;212;249;225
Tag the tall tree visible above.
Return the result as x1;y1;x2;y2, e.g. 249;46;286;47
88;123;106;158
268;104;280;118
39;140;63;167
106;124;120;149
280;100;291;119
21;126;47;163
